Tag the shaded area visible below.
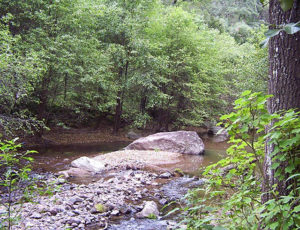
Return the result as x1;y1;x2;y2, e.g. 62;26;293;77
30;141;130;173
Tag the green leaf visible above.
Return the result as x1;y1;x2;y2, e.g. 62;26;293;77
279;0;294;12
260;38;269;48
265;29;282;38
283;22;300;34
241;90;251;96
213;226;228;230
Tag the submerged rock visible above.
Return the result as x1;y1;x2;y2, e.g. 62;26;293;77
109;219;168;230
126;131;142;140
125;131;205;155
208;126;229;143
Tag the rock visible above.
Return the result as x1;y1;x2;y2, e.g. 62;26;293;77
126;131;142;140
31;212;42;219
71;156;106;172
57;171;70;178
111;209;120;216
159;198;168;205
68;217;81;225
159;172;172;179
49;205;65;216
68;197;83;205
94;203;107;213
136;201;159;218
208;126;229;143
125;131;204;155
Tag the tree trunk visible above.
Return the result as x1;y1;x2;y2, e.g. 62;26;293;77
38;66;52;121
64;73;68;101
113;90;122;135
263;0;300;202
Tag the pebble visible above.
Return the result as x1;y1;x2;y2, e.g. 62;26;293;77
31;212;42;219
0;169;161;229
159;172;172;179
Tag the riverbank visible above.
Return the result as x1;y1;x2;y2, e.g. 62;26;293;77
20;124;214;148
1;130;228;229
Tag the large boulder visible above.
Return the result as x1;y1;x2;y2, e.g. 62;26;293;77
125;131;204;155
71;156;106;172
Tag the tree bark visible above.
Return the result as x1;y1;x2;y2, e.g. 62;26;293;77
263;0;300;202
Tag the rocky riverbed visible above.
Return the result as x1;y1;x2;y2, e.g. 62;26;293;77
1;131;226;229
0;166;206;230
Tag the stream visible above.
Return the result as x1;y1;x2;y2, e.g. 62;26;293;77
28;138;229;229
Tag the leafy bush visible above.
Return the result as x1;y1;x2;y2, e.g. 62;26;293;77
0;139;37;229
181;91;300;230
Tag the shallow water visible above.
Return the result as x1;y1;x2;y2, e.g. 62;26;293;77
30;139;228;176
30;141;130;173
29;138;229;229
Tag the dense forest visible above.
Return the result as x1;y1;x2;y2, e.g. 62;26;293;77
0;0;268;138
1;0;299;230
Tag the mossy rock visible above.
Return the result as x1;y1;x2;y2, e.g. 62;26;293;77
174;168;184;177
95;203;107;213
147;213;157;219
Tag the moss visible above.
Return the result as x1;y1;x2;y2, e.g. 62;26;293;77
95;203;107;213
147;213;157;219
174;168;184;176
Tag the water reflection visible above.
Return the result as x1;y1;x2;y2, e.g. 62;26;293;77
29;139;229;175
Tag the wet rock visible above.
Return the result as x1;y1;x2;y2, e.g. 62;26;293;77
125;131;205;154
136;201;159;219
161;177;206;201
71;156;106;172
109;219;168;230
208;126;229;143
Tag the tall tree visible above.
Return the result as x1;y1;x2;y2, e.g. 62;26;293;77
263;0;300;202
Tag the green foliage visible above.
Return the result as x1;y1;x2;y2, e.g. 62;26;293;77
182;92;300;229
0;0;268;135
147;213;158;219
95;203;107;213
189;0;267;44
0;139;37;229
261;21;300;47
260;0;295;12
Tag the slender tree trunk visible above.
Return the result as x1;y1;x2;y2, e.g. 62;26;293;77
113;60;129;135
38;66;52;121
140;95;147;114
113;67;124;135
113;90;122;135
64;73;68;101
263;0;300;202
